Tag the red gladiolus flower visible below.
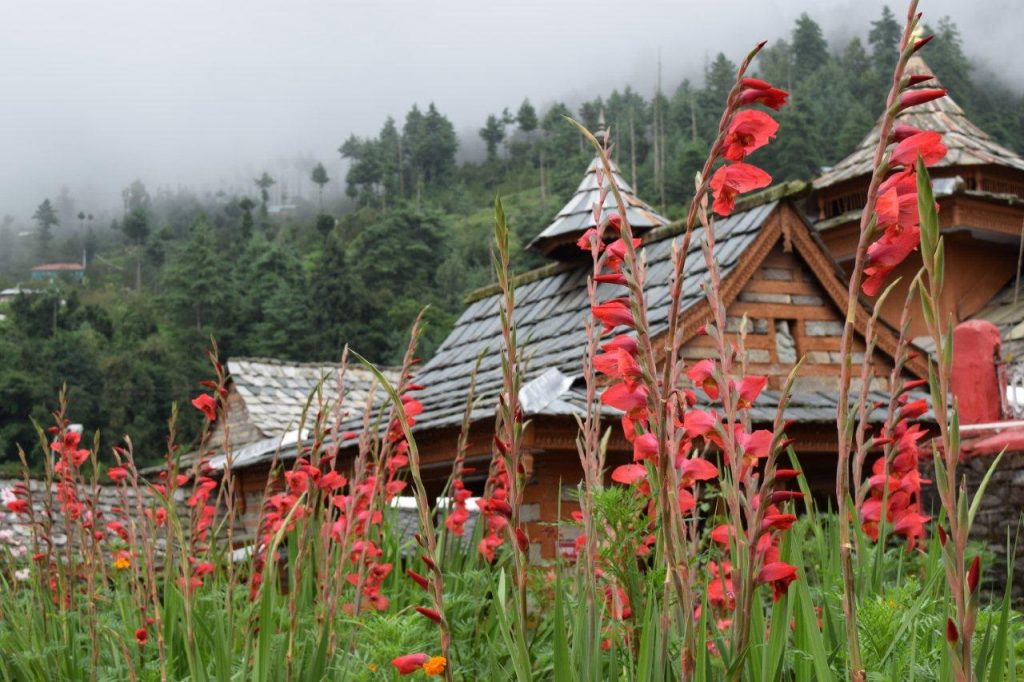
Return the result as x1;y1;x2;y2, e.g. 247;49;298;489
899;398;928;420
406;568;430;591
191;394;217;421
757;561;798;601
736;428;773;462
604;583;632;620
594;273;627;286
600;382;649;415
736;375;768;408
632;432;659;462
968;556;980;593
594;349;641;381
601;334;638;355
723;110;779;161
770;490;803;504
708;522;733;544
868;223;921;269
687;360;719;400
761;513;797;533
946;618;958;643
707;561;735;609
5;499;30;514
318;471;347;491
892;123;924;142
709;162;772;216
135;627;148;646
899;88;947;110
415;606;442;623
107;467;130;483
912;35;934;52
738;84;789;111
890;131;947;167
682;409;719;440
679;456;718;487
741;77;772;89
576;227;601;252
194;562;215;577
611;463;648;485
862;224;921;296
515;527;529;553
392;653;430;675
592;298;634;333
907;73;933;86
891;508;930;549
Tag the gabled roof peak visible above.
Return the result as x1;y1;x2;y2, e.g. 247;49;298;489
526;155;669;259
814;55;1024;190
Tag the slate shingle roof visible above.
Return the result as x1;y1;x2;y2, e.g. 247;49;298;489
814;55;1024;190
227;357;398;439
527;156;669;256
411;202;776;433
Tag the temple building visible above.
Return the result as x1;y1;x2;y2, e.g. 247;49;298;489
813;55;1024;340
330;152;919;559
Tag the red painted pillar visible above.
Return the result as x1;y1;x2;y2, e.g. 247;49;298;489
950;320;1002;425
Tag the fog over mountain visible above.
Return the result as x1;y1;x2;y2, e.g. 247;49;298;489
1;0;1019;219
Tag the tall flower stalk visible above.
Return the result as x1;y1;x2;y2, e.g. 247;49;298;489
572;40;789;677
916;159;981;681
831;2;949;677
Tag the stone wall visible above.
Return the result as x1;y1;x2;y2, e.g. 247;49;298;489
962;451;1024;601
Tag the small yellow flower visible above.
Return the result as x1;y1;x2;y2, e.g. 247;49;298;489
367;663;377;673
422;656;447;676
113;557;131;570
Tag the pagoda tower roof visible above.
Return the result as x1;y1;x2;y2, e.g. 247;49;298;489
814;55;1024;190
527;148;669;258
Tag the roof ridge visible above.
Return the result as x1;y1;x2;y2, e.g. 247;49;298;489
229;356;401;372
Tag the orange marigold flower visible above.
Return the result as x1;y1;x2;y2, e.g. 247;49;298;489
422;656;447;676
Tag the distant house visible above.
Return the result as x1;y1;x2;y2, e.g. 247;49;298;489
0;286;42;305
31;262;85;282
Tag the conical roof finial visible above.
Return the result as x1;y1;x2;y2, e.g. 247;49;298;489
596;108;608;145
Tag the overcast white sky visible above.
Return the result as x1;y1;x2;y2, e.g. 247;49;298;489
0;0;1019;220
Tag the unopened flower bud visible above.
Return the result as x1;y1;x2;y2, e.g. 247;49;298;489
968;556;980;594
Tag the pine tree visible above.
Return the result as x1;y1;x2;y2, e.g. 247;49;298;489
32;199;59;258
790;13;829;84
254;172;276;216
840;37;873;103
923;18;973;103
479;114;506;160
756;40;793;91
238;198;255;240
311;162;330;210
378;117;403;203
516;99;538;133
869;6;902;89
122;208;149;290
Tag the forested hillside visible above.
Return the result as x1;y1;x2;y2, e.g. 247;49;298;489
0;8;1020;468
